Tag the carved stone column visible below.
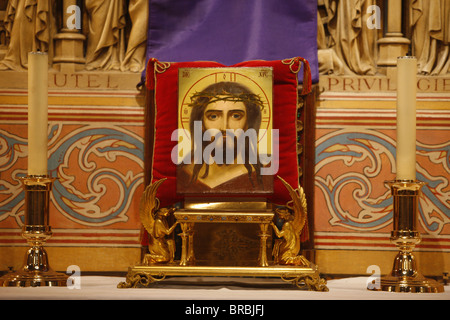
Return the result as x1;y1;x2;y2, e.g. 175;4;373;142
53;0;86;72
377;0;410;75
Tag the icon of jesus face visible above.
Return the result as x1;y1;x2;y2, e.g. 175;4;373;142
176;76;274;194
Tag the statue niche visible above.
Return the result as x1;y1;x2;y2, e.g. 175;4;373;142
0;0;148;72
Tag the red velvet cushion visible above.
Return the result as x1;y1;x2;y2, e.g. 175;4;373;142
146;57;311;207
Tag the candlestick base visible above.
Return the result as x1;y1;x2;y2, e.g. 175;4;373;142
0;226;69;287
0;176;68;287
378;273;444;293
377;232;444;293
0;259;69;288
367;180;444;293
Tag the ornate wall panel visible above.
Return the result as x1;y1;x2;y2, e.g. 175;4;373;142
0;75;145;251
314;83;450;256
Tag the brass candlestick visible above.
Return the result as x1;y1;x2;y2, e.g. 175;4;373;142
0;175;68;287
368;180;444;293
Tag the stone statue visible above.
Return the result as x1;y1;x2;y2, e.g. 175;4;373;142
317;7;346;75
121;0;148;72
411;0;450;75
318;0;377;75
0;0;56;71
83;0;126;71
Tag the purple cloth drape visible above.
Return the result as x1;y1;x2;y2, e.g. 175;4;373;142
144;0;318;83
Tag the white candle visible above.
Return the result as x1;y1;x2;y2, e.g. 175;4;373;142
396;56;417;180
28;52;48;176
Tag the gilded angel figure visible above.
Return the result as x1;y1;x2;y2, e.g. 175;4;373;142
271;177;309;266
139;179;178;264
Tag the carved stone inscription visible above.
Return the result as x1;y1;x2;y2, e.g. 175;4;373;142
0;71;141;91
320;75;450;93
52;73;119;89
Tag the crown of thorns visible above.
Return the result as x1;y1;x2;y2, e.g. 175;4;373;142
188;90;265;110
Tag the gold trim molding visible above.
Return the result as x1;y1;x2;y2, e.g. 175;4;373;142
118;264;328;291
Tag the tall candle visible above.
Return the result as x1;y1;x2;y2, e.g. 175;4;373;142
28;52;48;176
396;56;417;180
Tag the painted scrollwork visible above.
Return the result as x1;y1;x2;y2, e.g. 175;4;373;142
315;129;450;234
0;124;144;227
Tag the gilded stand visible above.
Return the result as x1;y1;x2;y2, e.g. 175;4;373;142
0;175;68;287
368;180;444;293
118;178;328;291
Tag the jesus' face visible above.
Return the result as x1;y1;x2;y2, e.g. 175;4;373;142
202;99;248;132
202;99;248;152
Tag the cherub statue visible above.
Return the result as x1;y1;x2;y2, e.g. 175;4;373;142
139;179;178;264
271;177;309;266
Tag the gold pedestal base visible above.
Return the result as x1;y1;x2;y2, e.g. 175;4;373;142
118;262;328;291
378;274;444;293
0;269;69;287
372;247;444;293
0;245;68;287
